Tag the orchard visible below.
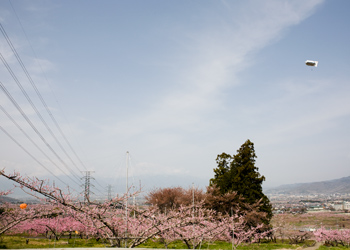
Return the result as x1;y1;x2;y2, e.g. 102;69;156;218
2;139;349;249
314;227;350;247
0;169;270;248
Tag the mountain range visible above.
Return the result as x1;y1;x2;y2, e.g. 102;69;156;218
3;175;350;201
265;176;350;195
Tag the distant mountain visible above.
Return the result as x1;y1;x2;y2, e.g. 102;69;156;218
102;174;209;193
265;176;350;195
0;195;20;204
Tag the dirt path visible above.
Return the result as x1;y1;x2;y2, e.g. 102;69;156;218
277;241;323;250
303;241;323;250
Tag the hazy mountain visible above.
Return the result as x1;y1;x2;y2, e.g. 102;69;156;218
0;195;20;204
98;174;209;195
265;176;350;195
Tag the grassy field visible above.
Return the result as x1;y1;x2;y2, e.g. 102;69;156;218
271;212;350;230
318;246;350;250
1;212;350;249
0;235;312;249
0;235;106;249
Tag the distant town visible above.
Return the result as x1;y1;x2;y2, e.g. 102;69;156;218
269;192;350;214
265;176;350;214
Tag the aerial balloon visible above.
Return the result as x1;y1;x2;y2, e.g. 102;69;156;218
20;203;27;209
305;60;318;67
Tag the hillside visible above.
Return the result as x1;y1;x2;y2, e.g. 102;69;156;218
0;195;19;204
266;176;350;195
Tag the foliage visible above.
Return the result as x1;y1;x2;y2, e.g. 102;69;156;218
145;184;270;236
314;227;350;247
1;169;272;249
145;186;205;212
203;185;241;215
0;202;57;237
209;140;272;223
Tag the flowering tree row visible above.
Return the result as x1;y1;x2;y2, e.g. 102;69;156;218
0;187;34;235
9;204;269;249
314;227;350;247
12;212;86;240
1;170;271;248
0;197;57;236
272;212;350;245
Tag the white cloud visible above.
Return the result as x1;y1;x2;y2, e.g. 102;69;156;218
1;0;333;190
106;0;325;138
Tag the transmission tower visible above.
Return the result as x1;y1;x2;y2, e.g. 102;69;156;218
81;171;95;203
107;184;113;200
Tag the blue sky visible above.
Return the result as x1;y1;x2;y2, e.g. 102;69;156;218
0;0;349;198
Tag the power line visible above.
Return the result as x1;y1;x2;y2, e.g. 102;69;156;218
0;11;98;191
0;124;80;190
0;25;83;175
1;9;89;171
0;80;82;183
93;177;108;190
0;103;80;184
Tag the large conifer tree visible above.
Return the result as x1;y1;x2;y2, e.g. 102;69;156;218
210;139;272;223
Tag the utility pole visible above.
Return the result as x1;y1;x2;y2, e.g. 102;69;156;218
125;151;129;248
81;171;95;203
231;207;234;250
192;182;195;250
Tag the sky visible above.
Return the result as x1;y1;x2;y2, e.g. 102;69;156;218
0;0;349;199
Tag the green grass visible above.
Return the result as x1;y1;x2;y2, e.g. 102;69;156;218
0;235;106;249
136;239;312;250
319;246;350;250
0;235;317;249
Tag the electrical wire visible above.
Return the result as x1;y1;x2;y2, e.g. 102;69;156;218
2;8;89;171
0;124;80;190
0;25;83;175
0;103;81;184
0;80;82;183
0;7;100;194
94;177;108;190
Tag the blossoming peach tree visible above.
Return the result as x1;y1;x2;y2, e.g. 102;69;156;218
314;227;350;247
1;169;271;248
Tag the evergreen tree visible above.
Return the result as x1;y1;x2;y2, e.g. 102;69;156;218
210;139;272;223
